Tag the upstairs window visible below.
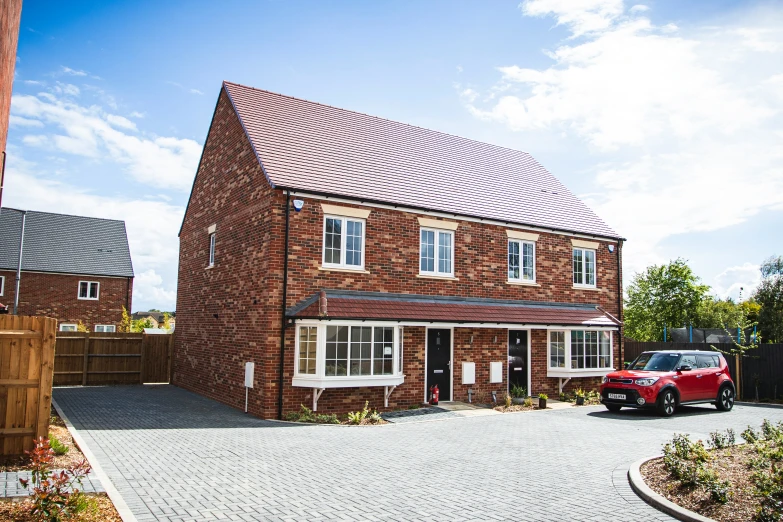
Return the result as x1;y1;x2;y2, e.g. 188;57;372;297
0;275;4;296
59;324;77;332
508;240;535;282
420;228;453;277
78;281;100;300
323;216;365;269
95;325;116;333
573;247;596;287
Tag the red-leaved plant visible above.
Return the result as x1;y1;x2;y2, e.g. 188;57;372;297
19;436;91;521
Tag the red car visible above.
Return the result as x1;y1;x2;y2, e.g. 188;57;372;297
600;350;735;416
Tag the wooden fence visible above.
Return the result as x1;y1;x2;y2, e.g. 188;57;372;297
0;316;56;455
54;332;173;386
624;340;783;401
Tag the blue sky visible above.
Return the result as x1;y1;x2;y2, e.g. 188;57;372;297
7;0;783;312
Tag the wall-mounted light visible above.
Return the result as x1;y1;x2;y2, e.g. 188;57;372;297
608;244;615;253
292;199;304;212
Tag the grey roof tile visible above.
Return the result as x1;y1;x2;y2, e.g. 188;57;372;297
0;208;134;278
223;81;621;239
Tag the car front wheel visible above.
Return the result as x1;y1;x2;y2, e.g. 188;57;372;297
656;390;676;417
716;385;735;411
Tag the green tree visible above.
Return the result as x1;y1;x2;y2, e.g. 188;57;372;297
696;297;744;329
624;259;710;341
131;318;154;333
118;306;132;333
754;255;783;342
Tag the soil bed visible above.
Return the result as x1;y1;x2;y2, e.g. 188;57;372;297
0;493;121;521
641;445;761;522
494;404;539;413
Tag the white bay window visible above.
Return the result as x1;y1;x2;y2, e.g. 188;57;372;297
547;329;614;377
293;322;405;389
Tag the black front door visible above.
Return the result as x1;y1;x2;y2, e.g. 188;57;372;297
426;329;451;402
508;330;528;393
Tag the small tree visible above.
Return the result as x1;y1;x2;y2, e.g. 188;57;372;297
755;255;783;343
160;312;172;330
118;306;132;333
625;259;710;341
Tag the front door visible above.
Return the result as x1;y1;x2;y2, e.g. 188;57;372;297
508;330;528;394
426;329;451;402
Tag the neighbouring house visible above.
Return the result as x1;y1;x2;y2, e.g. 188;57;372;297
0;208;134;331
175;81;625;419
131;311;175;330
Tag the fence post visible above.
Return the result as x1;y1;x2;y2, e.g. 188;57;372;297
139;334;147;384
35;318;56;441
167;332;174;383
81;335;90;386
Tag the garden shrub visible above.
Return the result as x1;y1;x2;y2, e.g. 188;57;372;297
48;434;69;456
710;428;736;449
284;405;339;424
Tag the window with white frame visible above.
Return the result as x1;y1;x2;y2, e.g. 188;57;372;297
323;216;364;269
0;275;4;296
59;324;77;332
420;228;453;276
508;240;535;282
208;232;216;267
296;324;400;381
548;330;612;372
95;325;116;333
573;248;596;287
77;281;100;300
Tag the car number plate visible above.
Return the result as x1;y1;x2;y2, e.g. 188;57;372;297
608;393;625;400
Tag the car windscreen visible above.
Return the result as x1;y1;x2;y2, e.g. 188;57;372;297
629;353;680;372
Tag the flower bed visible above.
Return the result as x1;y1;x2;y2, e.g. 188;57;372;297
641;420;783;522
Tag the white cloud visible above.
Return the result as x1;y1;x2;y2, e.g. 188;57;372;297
712;263;762;302
456;65;463;73
10;93;201;191
53;82;80;97
2;165;182;311
129;111;145;119
9;115;44;127
189;88;203;95
59;66;87;77
465;3;783;281
629;5;649;14
23;80;45;86
520;0;624;37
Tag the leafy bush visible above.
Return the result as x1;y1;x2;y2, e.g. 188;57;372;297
743;426;760;444
575;388;586;398
510;384;526;398
662;434;710;487
284;405;339;424
48;434;68;456
709;428;736;449
523;397;533;407
347;401;383;425
538;393;548;400
504;393;512;408
19;436;91;522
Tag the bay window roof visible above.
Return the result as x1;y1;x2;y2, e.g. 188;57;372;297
287;290;620;328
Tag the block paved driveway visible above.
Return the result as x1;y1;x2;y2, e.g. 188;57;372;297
54;385;783;522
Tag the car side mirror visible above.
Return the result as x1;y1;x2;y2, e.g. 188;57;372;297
623;362;630;369
677;365;692;372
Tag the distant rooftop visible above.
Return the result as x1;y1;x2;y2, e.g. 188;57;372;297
0;208;134;278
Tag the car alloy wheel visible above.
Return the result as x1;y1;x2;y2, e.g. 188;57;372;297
657;390;676;416
718;386;735;411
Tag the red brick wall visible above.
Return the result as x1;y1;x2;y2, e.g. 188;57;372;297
0;0;22;153
0;270;132;329
173;88;283;418
175;85;624;419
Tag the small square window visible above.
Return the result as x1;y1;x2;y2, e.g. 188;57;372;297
95;325;116;333
59;324;77;332
78;281;100;300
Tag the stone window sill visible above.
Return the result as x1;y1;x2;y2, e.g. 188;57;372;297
416;274;459;281
319;266;370;274
507;280;540;287
573;285;599;291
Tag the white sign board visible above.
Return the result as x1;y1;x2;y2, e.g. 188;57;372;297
462;362;475;385
489;361;503;383
245;362;255;388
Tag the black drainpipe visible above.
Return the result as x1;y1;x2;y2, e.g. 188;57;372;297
277;191;291;420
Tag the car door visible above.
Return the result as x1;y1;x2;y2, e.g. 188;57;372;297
675;354;700;402
696;354;721;400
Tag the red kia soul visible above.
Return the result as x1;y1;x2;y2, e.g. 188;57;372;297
599;350;735;416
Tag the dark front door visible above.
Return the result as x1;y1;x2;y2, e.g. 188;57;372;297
426;329;451;402
508;330;528;393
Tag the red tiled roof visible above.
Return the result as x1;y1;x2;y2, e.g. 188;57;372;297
223;82;621;239
289;292;619;327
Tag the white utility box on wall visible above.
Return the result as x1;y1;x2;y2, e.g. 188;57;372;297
462;362;476;384
489;361;503;383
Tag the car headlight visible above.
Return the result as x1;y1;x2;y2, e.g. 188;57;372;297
602;376;609;384
635;377;659;386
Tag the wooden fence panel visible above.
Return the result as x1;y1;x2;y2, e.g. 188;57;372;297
0;315;56;455
53;332;172;386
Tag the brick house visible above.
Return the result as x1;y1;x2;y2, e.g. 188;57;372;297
174;81;625;419
0;208;134;331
